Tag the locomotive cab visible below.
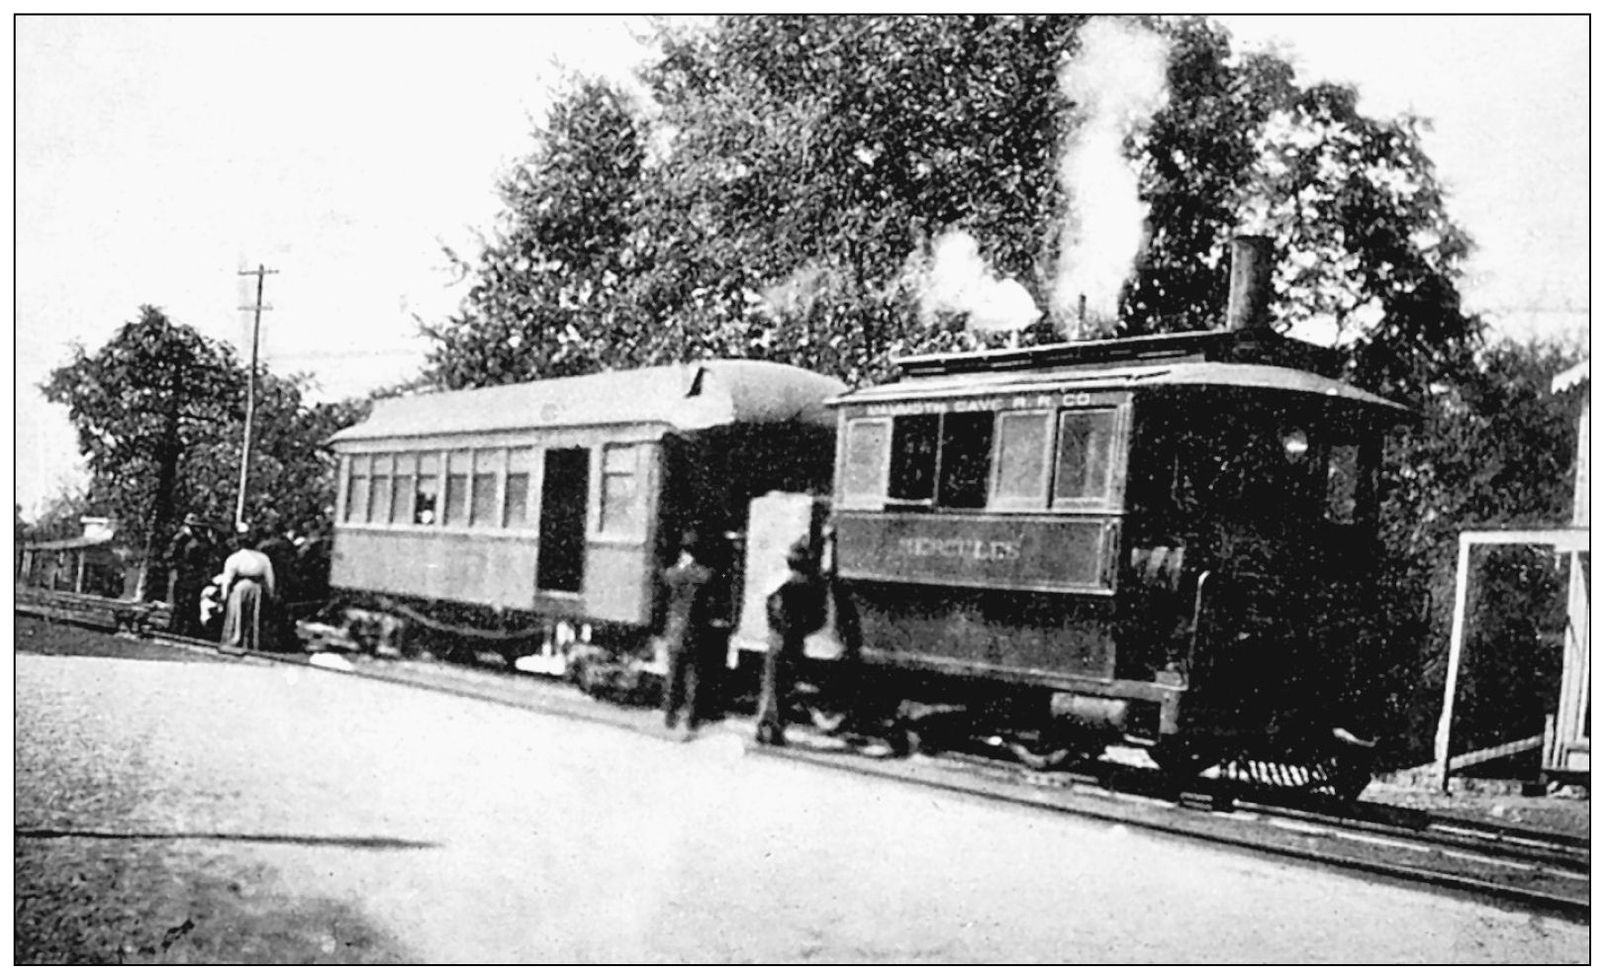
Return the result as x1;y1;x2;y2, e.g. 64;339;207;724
825;329;1409;787
1122;385;1397;745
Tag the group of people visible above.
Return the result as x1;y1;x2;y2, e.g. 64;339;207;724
658;528;858;746
164;514;330;653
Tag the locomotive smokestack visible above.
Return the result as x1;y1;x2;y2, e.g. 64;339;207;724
1225;234;1274;332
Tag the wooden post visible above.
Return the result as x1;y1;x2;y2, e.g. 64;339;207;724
234;264;277;530
1435;533;1475;791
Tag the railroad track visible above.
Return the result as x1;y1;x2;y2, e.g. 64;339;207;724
16;591;1590;922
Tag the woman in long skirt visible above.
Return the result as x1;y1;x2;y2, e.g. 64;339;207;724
219;530;278;653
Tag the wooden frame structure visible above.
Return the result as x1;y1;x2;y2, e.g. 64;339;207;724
1434;528;1589;790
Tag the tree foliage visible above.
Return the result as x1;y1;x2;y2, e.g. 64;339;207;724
41;306;369;583
425;15;1483;398
1373;335;1583;760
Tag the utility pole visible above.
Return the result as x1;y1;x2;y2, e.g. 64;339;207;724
235;264;277;531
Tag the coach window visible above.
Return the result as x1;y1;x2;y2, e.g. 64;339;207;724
991;410;1053;509
598;443;644;537
345;454;370;523
504;448;533;529
415;453;440;525
390;453;416;524
937;411;994;509
471;450;503;527
1053;408;1118;506
840;417;891;509
369;454;393;524
444;450;471;526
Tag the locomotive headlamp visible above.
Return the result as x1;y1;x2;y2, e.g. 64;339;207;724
1281;428;1310;463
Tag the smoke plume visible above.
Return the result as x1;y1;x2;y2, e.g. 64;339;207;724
1052;18;1172;336
914;230;1042;335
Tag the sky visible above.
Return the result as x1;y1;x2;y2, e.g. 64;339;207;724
11;14;1592;518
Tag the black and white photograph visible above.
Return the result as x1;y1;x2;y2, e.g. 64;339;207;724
14;13;1589;963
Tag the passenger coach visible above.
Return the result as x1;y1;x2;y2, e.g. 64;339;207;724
328;361;845;640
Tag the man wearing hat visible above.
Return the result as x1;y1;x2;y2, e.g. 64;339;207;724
659;528;723;737
163;513;216;637
756;537;830;746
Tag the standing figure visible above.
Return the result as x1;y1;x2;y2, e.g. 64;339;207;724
295;519;332;606
259;523;299;607
660;530;721;736
163;514;215;637
219;530;278;654
258;521;300;644
756;538;829;746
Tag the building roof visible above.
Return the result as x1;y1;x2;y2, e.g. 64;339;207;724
330;360;848;444
22;535;122;552
833;360;1411;417
1552;360;1589;395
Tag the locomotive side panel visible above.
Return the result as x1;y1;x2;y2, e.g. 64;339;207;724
829;389;1133;687
850;581;1118;683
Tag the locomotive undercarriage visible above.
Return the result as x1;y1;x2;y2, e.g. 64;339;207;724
790;656;1376;802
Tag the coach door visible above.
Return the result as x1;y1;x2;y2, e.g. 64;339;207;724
537;447;588;593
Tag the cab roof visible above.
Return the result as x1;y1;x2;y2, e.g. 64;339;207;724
330;360;848;445
832;360;1410;417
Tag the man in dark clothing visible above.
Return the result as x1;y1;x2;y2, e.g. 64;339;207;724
756;538;830;746
295;519;331;605
258;524;299;608
257;523;301;647
163;514;215;637
660;530;722;736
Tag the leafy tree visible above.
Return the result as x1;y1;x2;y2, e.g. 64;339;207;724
41;306;371;598
1374;336;1583;760
42;307;240;596
19;484;94;542
422;79;651;388
426;16;1482;396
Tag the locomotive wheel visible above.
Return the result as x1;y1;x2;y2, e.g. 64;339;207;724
1320;750;1375;803
1150;739;1217;781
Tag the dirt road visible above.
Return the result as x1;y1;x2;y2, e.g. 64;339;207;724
14;623;1588;963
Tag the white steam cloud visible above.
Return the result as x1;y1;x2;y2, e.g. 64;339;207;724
1053;18;1172;336
913;230;1043;335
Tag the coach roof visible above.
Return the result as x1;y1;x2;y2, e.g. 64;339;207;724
330;360;847;444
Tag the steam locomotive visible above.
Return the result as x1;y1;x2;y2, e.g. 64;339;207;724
327;239;1409;798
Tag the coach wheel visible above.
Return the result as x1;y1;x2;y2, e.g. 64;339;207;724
809;706;849;734
884;717;928;759
1008;741;1076;771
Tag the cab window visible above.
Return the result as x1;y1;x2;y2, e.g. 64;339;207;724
841;417;891;508
1054;408;1119;505
935;412;993;508
889;414;939;503
992;410;1053;509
